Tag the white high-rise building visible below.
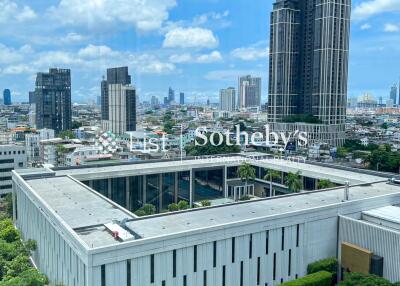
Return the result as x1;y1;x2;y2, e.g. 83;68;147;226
25;129;55;166
102;84;136;135
219;88;236;111
0;144;26;196
238;75;261;109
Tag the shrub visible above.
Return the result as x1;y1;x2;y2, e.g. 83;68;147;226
200;200;211;207
177;200;189;210
134;204;156;217
307;257;338;275
339;272;393;286
281;271;333;286
167;203;179;212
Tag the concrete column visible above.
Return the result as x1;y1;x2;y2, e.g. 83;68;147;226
89;180;93;189
224;166;228;198
142;175;147;203
126;177;130;210
174;172;179;203
12;184;16;221
158;174;163;211
189;169;193;207
107;178;112;199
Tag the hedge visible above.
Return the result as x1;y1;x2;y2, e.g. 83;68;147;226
307;257;338;275
280;271;333;286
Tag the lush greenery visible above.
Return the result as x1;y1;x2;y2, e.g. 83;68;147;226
280;271;332;286
185;134;240;156
134;204;156;217
282;114;322;124
340;140;400;173
317;179;335;190
0;197;47;285
237;163;256;184
58;130;76;139
339;272;394;286
307;257;337;275
263;169;281;196
167;200;189;212
162;112;176;134
285;171;303;193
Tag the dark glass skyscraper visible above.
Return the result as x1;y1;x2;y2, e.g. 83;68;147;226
3;89;11;105
268;0;351;125
35;68;71;133
268;0;350;146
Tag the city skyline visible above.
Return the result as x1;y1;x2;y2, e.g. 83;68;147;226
0;0;399;104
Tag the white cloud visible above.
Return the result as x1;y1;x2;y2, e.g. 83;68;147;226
231;44;269;61
0;0;36;23
61;32;88;44
384;23;399;32
169;53;192;63
48;0;176;32
353;0;400;20
163;27;218;49
361;23;372;30
196;51;222;63
78;45;115;58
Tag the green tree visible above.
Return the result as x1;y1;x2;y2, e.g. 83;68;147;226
0;220;19;243
134;204;156;217
263;169;281;197
185;134;240;156
58;130;76;139
317;179;335;190
71;121;82;129
237;163;256;199
285;171;303;193
337;147;349;158
0;268;48;286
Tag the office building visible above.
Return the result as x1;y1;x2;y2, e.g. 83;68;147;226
13;155;400;285
268;0;351;146
220;87;236;111
101;67;136;135
3;89;11;105
25;129;55;166
390;83;398;105
29;91;35;105
180;92;185;105
151;96;160;107
101;67;131;121
35;68;72;134
168;87;175;104
0;145;26;196
238;75;261;109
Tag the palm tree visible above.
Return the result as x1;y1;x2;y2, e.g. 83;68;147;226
237;162;256;200
263;169;281;197
317;179;335;190
285;171;303;193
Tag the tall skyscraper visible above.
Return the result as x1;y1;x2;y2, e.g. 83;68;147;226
168;87;175;104
35;68;71;134
29;91;35;105
180;92;185;105
268;0;351;146
3;89;11;105
101;67;131;121
220;87;236;111
238;75;261;109
101;67;136;135
390;83;398;105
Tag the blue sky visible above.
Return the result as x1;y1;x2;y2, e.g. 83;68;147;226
0;0;400;104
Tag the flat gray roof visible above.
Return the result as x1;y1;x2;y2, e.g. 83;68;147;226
17;156;400;249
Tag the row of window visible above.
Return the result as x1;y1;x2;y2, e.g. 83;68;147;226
100;225;301;286
0;150;25;155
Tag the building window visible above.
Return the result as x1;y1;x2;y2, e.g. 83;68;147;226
194;245;197;273
213;241;217;268
240;261;244;286
257;257;261;285
127;260;131;286
183;275;187;286
150;254;154;283
249;234;253;259
101;265;106;286
222;265;226;286
296;224;300;247
288;249;292;276
273;253;276;281
162;281;165;286
173;250;176;277
203;270;207;286
232;237;235;263
281;227;285;251
266;231;269;255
